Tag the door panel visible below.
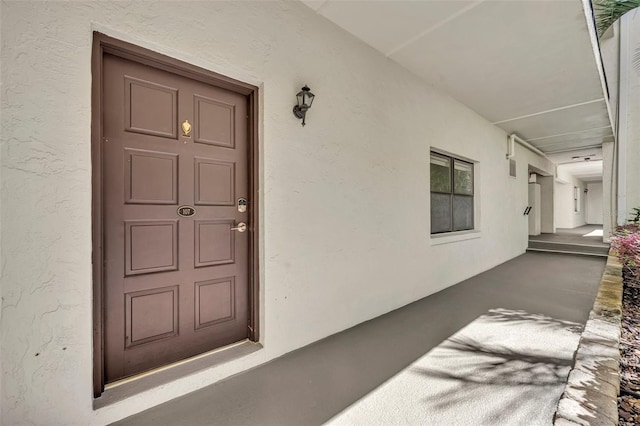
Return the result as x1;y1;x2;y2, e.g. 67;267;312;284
194;158;235;205
124;220;179;276
103;54;250;383
124;76;178;139
194;95;235;148
194;220;235;268
124;149;178;204
125;285;179;347
194;277;236;330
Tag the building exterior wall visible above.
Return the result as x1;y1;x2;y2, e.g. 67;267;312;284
622;11;640;220
600;21;620;127
586;182;604;225
538;176;555;233
0;1;554;424
528;183;541;236
601;12;639;231
599;21;619;238
554;173;587;229
603;141;615;240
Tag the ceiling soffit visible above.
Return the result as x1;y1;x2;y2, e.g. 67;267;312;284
302;0;614;155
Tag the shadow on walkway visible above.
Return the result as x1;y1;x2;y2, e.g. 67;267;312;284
328;308;582;425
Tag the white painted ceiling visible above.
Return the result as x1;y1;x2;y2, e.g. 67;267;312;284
557;160;603;182
547;147;602;164
548;148;603;183
302;0;614;157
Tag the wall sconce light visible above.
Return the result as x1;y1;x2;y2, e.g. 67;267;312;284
292;85;315;126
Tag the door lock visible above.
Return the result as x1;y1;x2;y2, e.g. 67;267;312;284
237;198;247;213
231;222;247;233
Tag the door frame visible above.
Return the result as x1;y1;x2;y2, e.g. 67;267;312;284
91;32;260;397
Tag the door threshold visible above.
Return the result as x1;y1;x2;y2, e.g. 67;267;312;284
105;340;250;390
94;340;262;410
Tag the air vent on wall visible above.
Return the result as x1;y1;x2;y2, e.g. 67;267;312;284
509;159;516;178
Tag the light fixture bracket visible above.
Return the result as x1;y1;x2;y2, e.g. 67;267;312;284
292;105;308;119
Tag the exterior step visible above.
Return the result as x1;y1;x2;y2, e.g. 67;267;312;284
527;240;609;257
526;248;608;258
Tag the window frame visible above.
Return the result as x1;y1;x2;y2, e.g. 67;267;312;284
430;151;475;235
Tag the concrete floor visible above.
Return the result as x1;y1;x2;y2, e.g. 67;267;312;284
114;252;605;426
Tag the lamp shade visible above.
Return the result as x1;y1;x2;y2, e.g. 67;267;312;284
296;85;314;109
293;85;315;126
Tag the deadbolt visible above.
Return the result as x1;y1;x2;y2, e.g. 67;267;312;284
230;222;247;233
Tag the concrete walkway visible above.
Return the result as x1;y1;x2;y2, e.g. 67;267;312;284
113;252;605;426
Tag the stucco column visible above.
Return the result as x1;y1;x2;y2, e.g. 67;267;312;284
602;141;615;242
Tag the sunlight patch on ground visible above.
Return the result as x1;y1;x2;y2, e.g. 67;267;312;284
583;229;603;237
326;309;582;426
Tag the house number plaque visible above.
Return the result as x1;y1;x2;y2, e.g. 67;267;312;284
177;205;196;217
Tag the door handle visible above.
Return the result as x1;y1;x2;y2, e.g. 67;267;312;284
231;222;247;233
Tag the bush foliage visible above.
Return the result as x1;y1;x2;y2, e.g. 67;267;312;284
612;221;640;286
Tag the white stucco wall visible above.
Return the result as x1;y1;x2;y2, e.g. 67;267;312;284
601;11;640;228
586;182;604;224
598;22;618;236
603;141;615;240
621;11;640;218
600;21;620;127
0;1;553;424
554;167;587;229
528;183;541;236
554;182;571;228
538;176;555;233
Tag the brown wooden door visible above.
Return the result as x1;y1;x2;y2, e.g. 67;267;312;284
102;54;250;382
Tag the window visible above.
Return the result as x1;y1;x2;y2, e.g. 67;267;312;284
430;152;474;234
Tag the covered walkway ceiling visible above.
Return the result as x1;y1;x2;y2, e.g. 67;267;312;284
302;0;614;155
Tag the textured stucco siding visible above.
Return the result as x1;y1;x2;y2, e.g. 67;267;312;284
623;11;640;216
0;1;553;424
